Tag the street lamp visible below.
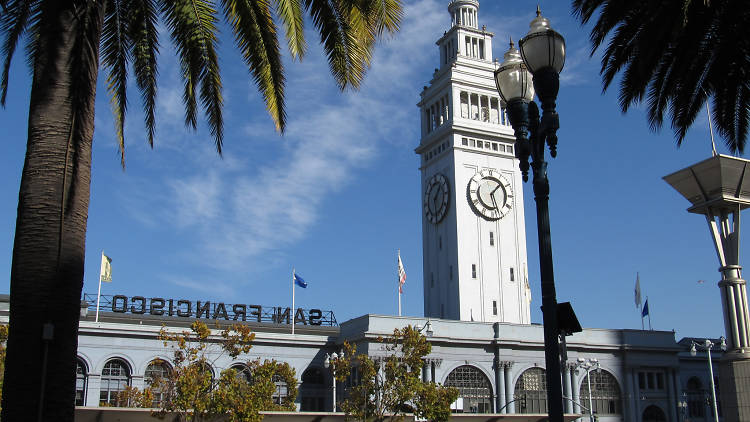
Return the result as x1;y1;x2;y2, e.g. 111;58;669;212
417;319;433;337
574;358;600;422
494;8;566;422
690;337;726;422
324;351;339;412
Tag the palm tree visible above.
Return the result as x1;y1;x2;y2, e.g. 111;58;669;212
0;0;402;420
572;0;750;153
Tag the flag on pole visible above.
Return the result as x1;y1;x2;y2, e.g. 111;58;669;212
641;299;649;317
634;273;642;308
100;253;113;283
398;252;407;294
294;273;308;288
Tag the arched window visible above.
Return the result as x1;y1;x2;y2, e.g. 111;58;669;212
230;364;251;383
100;359;130;406
578;369;622;416
514;367;547;414
445;365;493;413
75;359;87;406
145;360;171;407
642;405;667;422
300;367;326;411
686;376;705;417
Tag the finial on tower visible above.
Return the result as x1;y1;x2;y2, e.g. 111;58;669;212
509;37;514;49
536;5;541;17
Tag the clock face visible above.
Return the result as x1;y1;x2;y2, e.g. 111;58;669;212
466;169;513;220
424;173;450;224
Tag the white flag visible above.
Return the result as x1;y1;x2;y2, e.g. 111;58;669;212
398;252;406;294
100;253;112;283
634;273;642;308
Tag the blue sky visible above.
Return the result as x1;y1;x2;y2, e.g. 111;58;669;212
0;0;739;341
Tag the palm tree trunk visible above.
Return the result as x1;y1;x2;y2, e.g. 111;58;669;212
1;1;102;421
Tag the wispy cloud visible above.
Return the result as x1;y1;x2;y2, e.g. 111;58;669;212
114;0;464;292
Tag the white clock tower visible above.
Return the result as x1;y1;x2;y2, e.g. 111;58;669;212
417;0;531;324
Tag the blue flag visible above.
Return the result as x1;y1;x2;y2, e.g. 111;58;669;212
294;273;308;288
642;299;649;317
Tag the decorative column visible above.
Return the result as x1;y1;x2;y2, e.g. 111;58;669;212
665;155;750;422
86;373;101;407
570;364;580;414
504;362;515;413
667;369;677;422
498;363;507;413
563;363;573;414
632;370;642;421
624;368;636;422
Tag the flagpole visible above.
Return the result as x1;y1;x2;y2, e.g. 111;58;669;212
647;296;652;330
95;251;103;323
397;250;402;317
292;268;295;335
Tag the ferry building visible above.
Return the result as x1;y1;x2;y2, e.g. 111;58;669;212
1;2;733;421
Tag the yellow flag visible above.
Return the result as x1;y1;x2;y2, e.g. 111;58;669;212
100;253;112;283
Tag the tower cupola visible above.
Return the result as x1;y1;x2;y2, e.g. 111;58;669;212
448;0;480;29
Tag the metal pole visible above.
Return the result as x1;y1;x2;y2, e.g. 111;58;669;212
586;367;594;422
707;345;719;422
533;161;564;422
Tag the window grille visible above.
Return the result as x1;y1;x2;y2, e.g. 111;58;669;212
579;369;622;416
76;359;87;406
445;365;493;413
514;367;547;414
100;359;130;406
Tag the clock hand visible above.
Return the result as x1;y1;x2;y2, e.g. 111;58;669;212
489;185;501;209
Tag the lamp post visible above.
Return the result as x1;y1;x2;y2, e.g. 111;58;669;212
690;337;726;422
664;155;750;421
574;358;600;422
493;8;566;422
324;351;338;412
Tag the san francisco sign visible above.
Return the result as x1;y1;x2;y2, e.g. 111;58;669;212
84;294;337;326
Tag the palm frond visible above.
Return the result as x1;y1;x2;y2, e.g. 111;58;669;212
303;0;361;89
0;0;39;106
573;0;750;152
274;0;305;60
102;0;131;166
127;0;159;149
222;0;285;132
161;0;215;131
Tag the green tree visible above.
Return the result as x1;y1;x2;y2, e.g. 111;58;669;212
153;320;298;421
331;326;458;422
0;1;402;420
572;0;750;152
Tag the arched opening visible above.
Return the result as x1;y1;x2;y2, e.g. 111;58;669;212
578;369;622;416
445;365;493;413
100;359;131;406
230;363;251;383
145;359;171;407
642;405;667;422
514;367;547;414
300;367;326;411
75;358;87;406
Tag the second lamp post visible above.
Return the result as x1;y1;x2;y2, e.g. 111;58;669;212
494;8;566;422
